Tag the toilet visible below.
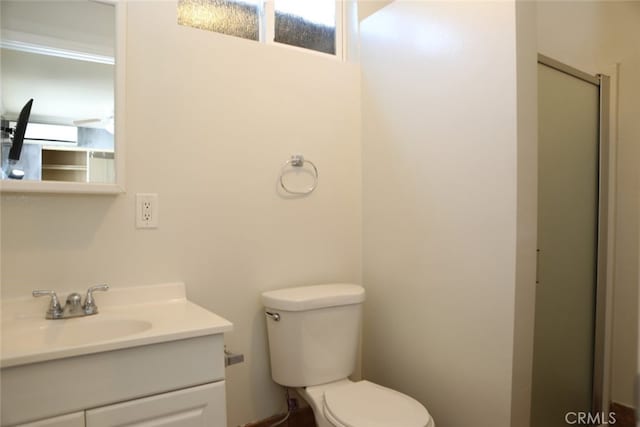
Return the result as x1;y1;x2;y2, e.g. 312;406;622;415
262;283;435;427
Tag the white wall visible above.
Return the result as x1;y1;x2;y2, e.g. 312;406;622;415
0;2;362;425
360;2;536;426
537;1;640;408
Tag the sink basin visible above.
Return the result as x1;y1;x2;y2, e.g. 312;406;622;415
3;317;152;349
1;282;233;368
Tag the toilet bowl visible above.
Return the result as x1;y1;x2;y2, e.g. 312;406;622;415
262;284;435;427
300;379;434;427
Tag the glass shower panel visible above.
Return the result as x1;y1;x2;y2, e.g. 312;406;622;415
531;62;600;427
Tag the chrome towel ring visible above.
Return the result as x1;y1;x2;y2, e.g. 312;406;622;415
280;154;318;195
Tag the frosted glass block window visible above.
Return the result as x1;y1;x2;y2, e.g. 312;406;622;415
178;0;260;41
274;0;336;55
177;0;343;58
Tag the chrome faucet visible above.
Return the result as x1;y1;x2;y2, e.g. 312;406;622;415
33;284;109;319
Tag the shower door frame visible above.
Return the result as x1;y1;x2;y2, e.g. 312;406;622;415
536;53;613;416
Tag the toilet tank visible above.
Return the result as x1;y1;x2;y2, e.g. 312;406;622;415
262;284;365;387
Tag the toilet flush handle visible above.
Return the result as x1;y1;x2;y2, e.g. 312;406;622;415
265;311;280;321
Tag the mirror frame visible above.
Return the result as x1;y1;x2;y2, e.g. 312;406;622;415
0;0;126;195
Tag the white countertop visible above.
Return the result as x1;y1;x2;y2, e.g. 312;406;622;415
1;282;233;368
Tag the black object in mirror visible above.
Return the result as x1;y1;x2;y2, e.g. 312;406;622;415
8;98;33;161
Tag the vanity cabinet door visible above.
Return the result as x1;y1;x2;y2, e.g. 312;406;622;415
85;382;226;427
15;412;84;427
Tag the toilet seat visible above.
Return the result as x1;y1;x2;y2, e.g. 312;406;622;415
322;381;433;427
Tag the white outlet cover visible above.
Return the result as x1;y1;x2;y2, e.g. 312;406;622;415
136;193;159;229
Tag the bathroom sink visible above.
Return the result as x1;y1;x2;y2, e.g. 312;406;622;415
1;282;233;368
2;317;152;349
1;282;234;426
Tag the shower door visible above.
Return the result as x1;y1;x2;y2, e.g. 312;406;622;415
531;57;605;427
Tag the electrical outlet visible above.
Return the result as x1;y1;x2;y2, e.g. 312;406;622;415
136;193;158;229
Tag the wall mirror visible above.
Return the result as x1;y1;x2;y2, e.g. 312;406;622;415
0;0;125;194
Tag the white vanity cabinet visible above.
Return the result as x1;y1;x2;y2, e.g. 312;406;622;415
2;283;233;427
3;335;228;427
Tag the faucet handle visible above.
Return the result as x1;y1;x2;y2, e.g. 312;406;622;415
84;284;109;315
32;290;63;319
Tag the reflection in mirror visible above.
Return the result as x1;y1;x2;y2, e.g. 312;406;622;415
1;98;33;180
0;0;116;184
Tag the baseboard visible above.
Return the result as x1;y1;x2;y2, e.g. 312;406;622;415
610;402;636;427
242;406;316;427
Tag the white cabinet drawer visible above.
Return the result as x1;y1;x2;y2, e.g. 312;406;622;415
15;412;84;427
85;382;226;427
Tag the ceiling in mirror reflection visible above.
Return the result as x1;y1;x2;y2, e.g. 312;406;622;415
2;49;114;125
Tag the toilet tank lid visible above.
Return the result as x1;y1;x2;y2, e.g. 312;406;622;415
261;284;365;311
